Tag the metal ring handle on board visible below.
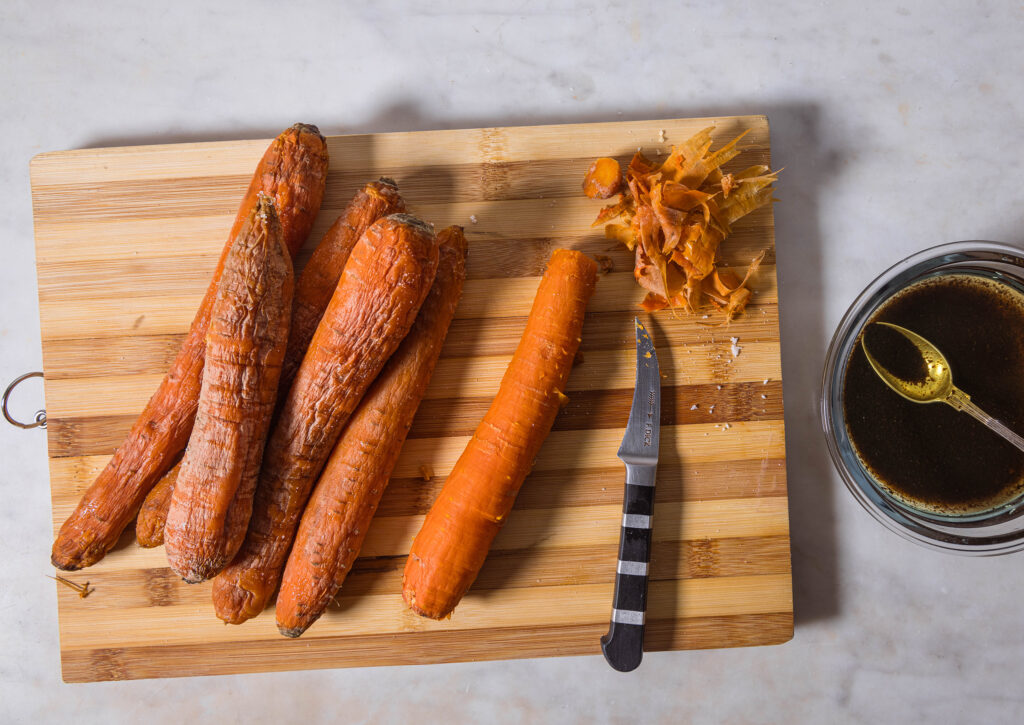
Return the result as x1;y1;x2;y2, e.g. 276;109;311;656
3;371;46;429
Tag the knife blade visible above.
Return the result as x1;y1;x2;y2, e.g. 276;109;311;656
601;317;661;672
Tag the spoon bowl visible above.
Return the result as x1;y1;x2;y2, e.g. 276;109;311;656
861;322;953;403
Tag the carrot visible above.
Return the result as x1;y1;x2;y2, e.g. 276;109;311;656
132;178;404;549
402;249;598;620
212;213;440;624
52;124;328;570
279;178;405;393
276;226;467;637
583;157;623;199
164;196;294;583
135;458;181;548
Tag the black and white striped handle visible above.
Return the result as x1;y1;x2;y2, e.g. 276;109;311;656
600;466;655;672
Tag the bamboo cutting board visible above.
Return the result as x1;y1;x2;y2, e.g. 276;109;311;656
31;116;792;682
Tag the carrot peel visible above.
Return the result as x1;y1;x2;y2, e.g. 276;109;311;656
586;127;777;319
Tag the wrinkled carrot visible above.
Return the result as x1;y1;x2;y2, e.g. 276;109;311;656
132;178;405;546
276;226;467;637
279;178;405;393
52;124;328;571
403;249;598;620
213;213;439;624
135;458;181;548
165;196;294;583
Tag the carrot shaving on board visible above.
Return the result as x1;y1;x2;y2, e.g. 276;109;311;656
584;127;779;319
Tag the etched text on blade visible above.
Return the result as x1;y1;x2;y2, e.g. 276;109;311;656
643;388;655;448
618;321;661;464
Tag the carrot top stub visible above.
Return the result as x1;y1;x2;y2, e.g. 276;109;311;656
402;248;598;620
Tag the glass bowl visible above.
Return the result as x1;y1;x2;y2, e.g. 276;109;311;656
821;240;1024;555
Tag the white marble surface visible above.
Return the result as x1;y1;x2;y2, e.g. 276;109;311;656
2;0;1023;722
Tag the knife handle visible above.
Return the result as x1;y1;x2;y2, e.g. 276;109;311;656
601;467;655;672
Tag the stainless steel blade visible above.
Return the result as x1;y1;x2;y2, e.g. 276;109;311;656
617;318;661;466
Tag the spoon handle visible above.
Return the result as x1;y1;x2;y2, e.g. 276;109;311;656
947;388;1024;454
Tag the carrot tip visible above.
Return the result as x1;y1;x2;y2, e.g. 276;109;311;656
277;624;306;638
404;594;452;621
51;555;81;572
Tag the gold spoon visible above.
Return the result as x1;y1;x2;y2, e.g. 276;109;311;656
862;322;1024;453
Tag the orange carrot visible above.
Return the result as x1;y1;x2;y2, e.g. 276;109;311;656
52;124;328;570
212;213;439;624
135;458;181;548
402;249;598;619
583;157;623;199
276;226;467;637
132;178;405;549
165;196;294;583
279;178;405;393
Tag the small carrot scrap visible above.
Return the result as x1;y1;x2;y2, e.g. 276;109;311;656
51;124;328;570
212;213;439;624
135;458;182;548
165;195;294;583
583;157;624;199
49;574;93;599
402;248;598;620
594;254;615;275
276;226;467;637
279;178;405;393
585;127;778;319
419;464;434;482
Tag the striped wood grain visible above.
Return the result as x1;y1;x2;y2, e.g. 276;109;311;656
30;116;792;682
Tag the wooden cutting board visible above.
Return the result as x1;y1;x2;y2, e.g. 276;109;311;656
31;115;792;682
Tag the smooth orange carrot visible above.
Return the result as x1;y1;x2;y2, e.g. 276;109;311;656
213;213;439;624
165;196;294;583
135;458;180;548
276;226;467;637
52;124;328;570
279;178;405;393
402;249;598;620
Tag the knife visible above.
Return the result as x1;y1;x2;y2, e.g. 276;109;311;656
601;318;661;672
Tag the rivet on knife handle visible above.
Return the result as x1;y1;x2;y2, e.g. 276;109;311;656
601;319;660;672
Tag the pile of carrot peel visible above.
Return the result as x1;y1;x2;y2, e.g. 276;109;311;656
584;126;779;319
